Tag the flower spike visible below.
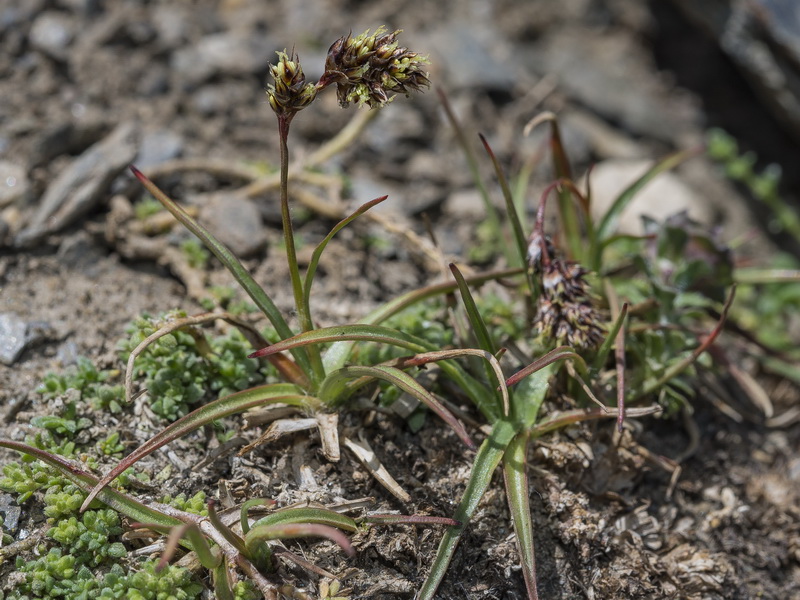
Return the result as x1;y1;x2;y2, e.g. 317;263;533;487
266;50;318;117
321;27;430;108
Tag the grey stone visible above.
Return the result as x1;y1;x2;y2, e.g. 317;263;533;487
585;159;712;236
0;312;54;366
0;161;29;208
198;193;267;258
171;32;273;88
135;130;184;169
671;0;800;143
530;28;699;143
0;494;21;532
15;122;138;247
444;188;488;219
57;230;106;275
29;11;75;61
424;21;518;90
0;312;29;365
0;0;46;35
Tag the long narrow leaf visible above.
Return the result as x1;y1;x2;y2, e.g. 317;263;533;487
363;514;460;527
303;195;387;311
436;88;505;257
525;113;581;260
81;383;311;512
513;364;556;429
479;134;528;267
320;365;475;449
0;440;181;528
733;267;800;284
245;523;355;558
395;349;509;417
614;309;627;432
450;263;496;355
417;418;517;600
531;405;662;436
130;166;313;375
155;523;220;571
503;432;538;600
251;324;432;359
213;563;235;600
240;499;277;535
208;500;248;556
250;507;358;533
591;303;629;373
505;346;588;388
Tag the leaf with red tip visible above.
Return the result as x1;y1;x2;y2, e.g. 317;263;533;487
246;523;355;558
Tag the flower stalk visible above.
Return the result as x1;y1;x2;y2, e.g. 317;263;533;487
265;31;429;383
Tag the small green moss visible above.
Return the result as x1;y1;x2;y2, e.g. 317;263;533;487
96;432;125;457
118;312;269;420
161;491;208;516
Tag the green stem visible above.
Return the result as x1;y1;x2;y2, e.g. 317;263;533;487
278;115;325;382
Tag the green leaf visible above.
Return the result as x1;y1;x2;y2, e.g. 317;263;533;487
505;347;583;389
591;303;628;373
250;507;358;533
436;88;506;261
503;432;539;600
449;264;496;355
418;418;518;600
302;195;387;317
322;267;524;372
319;364;475;449
253;324;433;361
479;134;528;267
527;113;583;260
80;383;311;512
511;363;554;429
245;523;355;558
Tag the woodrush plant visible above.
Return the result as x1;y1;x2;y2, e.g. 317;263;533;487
1;28;475;599
247;117;736;600
73;27;502;512
409;109;799;598
4;27;796;600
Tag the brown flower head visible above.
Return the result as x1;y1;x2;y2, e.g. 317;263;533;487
322;27;429;108
266;50;318;117
534;259;605;350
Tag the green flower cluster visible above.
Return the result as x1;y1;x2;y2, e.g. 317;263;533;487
119;312;268;421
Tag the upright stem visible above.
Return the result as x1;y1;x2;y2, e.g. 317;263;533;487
278;115;326;382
